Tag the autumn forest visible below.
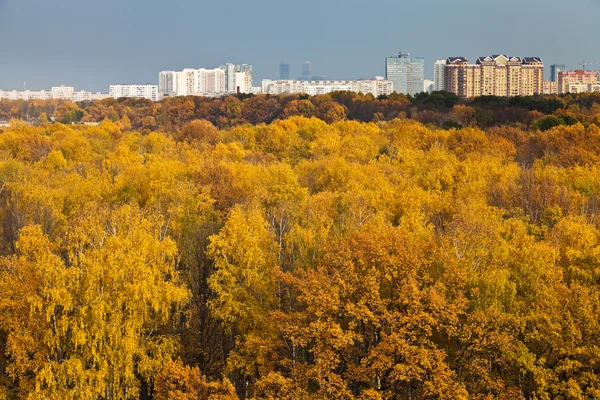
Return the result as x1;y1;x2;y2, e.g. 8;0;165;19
2;91;600;399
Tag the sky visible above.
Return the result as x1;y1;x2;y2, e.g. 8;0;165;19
0;0;598;92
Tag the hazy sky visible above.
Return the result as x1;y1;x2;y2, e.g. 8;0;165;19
0;0;598;92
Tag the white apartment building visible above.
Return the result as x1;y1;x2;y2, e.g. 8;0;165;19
434;60;446;91
0;85;110;102
173;68;226;96
261;77;393;97
109;84;159;101
201;69;226;94
161;63;253;98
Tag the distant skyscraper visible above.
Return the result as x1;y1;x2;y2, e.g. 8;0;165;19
280;63;290;80
550;64;566;82
385;51;425;95
434;60;446;91
302;61;312;81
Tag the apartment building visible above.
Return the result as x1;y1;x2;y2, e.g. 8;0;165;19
0;85;109;102
160;63;253;97
557;70;599;94
261;77;393;97
442;55;544;98
159;71;177;97
109;84;159;101
444;57;481;98
433;60;446;91
543;81;558;95
564;82;600;94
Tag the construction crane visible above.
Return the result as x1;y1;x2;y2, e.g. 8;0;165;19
578;61;600;71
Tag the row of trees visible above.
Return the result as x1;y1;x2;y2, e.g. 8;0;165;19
1;114;600;398
2;91;600;131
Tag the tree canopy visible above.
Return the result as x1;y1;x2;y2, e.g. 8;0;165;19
1;97;600;398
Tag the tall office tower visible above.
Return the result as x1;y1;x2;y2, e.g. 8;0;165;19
442;55;543;98
159;71;177;96
302;61;312;81
550;64;567;82
434;60;446;91
385;51;425;95
280;63;290;80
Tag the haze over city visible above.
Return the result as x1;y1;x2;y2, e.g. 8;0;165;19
1;0;599;91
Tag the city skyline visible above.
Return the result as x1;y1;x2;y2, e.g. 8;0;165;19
1;0;599;91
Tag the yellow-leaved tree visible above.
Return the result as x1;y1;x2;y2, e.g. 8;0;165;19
207;205;281;397
0;205;189;399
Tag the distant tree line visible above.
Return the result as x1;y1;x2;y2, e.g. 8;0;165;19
2;91;600;132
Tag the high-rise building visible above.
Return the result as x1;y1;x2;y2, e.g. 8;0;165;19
442;55;544;98
444;57;481;98
280;63;290;80
550;64;567;82
385;51;425;95
167;63;252;97
434;60;446;91
302;61;312;81
109;84;159;101
223;63;236;93
159;71;177;97
558;70;599;94
223;63;253;94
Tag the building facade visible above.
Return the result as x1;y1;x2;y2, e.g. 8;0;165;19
222;63;252;94
385;52;425;95
0;85;109;102
550;64;567;82
163;63;253;97
279;63;290;80
302;61;312;81
109;84;159;101
543;81;558;95
261;77;393;97
442;55;544;98
159;71;177;97
566;82;600;94
434;60;446;91
557;70;599;94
